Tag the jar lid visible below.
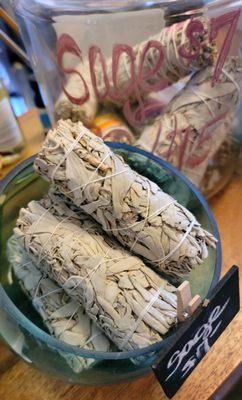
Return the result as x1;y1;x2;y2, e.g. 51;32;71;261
164;0;205;25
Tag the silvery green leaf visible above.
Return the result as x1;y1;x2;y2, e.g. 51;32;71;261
7;235;111;373
137;57;242;187
34;119;216;278
14;194;177;351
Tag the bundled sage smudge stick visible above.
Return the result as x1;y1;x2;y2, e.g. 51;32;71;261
7;235;111;372
94;17;216;104
55;17;216;125
14;194;177;351
34;120;216;277
136;57;242;186
55;61;99;127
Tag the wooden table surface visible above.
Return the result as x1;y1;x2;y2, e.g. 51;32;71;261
0;111;241;400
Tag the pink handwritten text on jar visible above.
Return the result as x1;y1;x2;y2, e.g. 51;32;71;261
156;111;229;171
57;10;240;127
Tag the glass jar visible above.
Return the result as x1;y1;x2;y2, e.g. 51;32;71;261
14;0;242;197
0;79;25;156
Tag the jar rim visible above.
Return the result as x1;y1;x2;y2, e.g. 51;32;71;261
14;0;241;25
14;0;182;17
13;0;238;12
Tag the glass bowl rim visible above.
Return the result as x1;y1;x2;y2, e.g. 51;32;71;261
0;143;221;360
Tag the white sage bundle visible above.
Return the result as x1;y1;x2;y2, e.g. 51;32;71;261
95;17;216;104
14;195;177;351
34;119;216;277
54;17;215;125
7;235;111;372
55;62;98;127
136;57;242;186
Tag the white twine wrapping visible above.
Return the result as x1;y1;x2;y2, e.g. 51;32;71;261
14;194;177;351
97;16;216;104
137;57;242;187
35;120;217;278
7;235;111;373
55;16;216;126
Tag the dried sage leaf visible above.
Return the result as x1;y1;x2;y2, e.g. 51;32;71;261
137;57;242;186
7;235;111;373
34;120;217;277
14;194;177;351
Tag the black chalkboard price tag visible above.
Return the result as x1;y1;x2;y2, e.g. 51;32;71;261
152;266;240;399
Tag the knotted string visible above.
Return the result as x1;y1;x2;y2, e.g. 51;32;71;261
120;282;174;350
50;127;85;182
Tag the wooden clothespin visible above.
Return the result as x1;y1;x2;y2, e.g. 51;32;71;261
177;281;192;321
187;295;201;316
177;281;201;321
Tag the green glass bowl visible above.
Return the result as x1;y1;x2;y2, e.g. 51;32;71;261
0;143;221;385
